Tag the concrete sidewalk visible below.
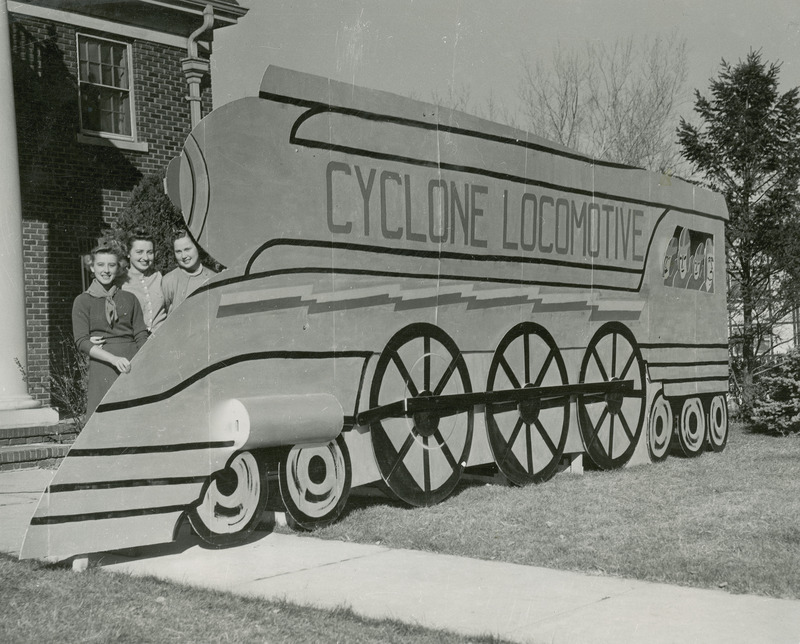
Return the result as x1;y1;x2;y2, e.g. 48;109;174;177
2;468;800;644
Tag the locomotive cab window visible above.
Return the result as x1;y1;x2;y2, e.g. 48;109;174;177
77;34;134;140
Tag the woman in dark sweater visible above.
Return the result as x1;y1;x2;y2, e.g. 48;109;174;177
72;243;148;418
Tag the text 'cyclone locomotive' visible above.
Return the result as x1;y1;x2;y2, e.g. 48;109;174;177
22;67;729;559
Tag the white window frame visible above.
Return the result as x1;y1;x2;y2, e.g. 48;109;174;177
76;33;137;144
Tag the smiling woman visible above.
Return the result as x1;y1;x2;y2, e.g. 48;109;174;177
121;227;167;334
162;228;218;313
72;242;148;418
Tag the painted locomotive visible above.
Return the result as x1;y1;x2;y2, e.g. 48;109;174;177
21;67;729;560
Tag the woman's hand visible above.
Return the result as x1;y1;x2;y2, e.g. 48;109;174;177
88;346;132;374
110;356;131;374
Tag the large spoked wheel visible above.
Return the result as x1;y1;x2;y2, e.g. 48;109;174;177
677;397;705;457
705;394;729;452
647;392;673;463
279;435;352;531
188;450;267;547
578;322;646;469
486;322;569;485
369;323;473;507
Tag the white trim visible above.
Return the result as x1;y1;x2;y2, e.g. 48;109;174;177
139;0;245;24
8;2;200;50
77;133;149;153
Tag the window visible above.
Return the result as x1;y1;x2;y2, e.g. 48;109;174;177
77;34;133;138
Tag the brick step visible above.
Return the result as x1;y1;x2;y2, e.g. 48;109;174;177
0;442;72;471
0;422;78;446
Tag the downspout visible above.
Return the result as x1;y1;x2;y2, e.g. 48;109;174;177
182;4;214;129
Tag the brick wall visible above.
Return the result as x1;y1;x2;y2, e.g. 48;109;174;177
10;14;213;406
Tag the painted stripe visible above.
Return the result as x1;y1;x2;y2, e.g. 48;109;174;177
49;476;207;493
217;279;644;320
67;441;235;457
96;350;372;413
30;504;188;526
243;238;643;279
648;360;729;368
657;376;729;384
199;266;640;304
37;484;202;517
269;92;638;170
641;343;728;350
21;511;183;559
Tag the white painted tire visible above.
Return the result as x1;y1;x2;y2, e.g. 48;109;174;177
678;398;705;457
279;435;351;530
706;394;729;452
189;450;266;546
647;393;673;462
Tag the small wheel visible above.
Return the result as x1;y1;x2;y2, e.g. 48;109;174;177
647;392;672;462
486;322;569;485
577;322;646;469
705;394;729;452
677;397;705;457
369;323;473;507
188;450;267;547
279;435;352;530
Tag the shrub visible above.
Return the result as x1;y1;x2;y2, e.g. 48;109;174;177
49;331;88;433
750;349;800;435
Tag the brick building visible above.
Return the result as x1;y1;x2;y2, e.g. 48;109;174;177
6;0;247;410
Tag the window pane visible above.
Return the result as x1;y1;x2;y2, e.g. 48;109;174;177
88;61;101;84
113;65;125;88
80;83;101;131
100;106;113;133
118;92;131;135
115;53;128;89
87;40;100;65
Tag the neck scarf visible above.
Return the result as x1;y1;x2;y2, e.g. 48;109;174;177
86;279;119;327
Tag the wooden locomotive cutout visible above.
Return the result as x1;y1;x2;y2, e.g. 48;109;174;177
21;67;729;560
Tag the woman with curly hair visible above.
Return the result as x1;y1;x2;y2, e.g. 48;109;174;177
72;242;148;418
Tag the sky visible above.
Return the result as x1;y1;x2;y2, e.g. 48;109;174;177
211;0;800;124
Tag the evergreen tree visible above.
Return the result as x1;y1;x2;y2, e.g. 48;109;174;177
678;51;800;413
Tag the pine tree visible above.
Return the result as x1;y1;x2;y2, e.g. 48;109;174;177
678;51;800;413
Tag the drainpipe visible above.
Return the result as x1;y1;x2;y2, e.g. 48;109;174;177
182;4;214;129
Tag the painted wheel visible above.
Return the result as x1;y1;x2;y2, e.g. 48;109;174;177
677;397;706;457
188;450;267;547
279;435;352;530
486;322;569;485
647;392;673;462
578;322;646;469
369;323;473;507
705;394;729;452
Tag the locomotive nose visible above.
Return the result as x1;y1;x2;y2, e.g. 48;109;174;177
165;136;210;252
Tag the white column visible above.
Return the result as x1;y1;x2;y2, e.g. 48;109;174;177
0;0;57;427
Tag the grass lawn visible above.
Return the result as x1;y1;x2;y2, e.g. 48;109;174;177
304;423;800;599
0;555;505;644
